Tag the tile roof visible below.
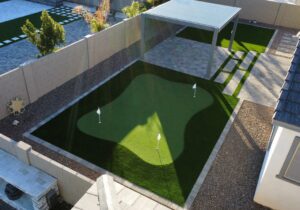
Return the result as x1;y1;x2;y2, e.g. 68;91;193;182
274;39;300;128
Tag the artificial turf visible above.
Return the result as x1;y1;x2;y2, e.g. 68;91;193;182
177;23;275;53
32;61;238;205
0;11;67;43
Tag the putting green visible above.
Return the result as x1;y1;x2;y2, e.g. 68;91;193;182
77;74;213;165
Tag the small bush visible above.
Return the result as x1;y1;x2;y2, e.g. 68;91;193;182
122;1;146;18
73;0;110;33
21;11;65;56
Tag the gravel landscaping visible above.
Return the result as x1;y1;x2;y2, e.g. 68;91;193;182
191;100;272;210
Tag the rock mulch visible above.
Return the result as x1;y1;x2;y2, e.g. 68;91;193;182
191;100;272;210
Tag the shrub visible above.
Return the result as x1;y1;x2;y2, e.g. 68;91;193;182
73;0;110;33
122;1;146;18
21;11;65;56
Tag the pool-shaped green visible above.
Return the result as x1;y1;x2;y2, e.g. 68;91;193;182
32;61;238;205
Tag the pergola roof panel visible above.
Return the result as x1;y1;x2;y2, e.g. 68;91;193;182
144;0;241;31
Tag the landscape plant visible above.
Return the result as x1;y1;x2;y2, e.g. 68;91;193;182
122;1;146;18
21;11;65;56
73;0;110;33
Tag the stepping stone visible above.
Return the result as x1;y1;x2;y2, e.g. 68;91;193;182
233;51;244;60
239;51;256;70
223;59;238;72
11;37;19;41
69;18;74;21
19;34;27;38
64;20;69;23
223;70;246;95
3;40;12;44
0;43;3;46
59;22;64;24
214;72;230;84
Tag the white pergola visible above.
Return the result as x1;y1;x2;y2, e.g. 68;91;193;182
141;0;241;77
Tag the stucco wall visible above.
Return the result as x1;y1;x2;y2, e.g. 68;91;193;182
0;68;29;119
254;126;300;210
205;0;300;29
0;134;94;205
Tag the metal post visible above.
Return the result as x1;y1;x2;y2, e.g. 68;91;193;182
207;30;218;78
140;15;146;59
229;14;239;52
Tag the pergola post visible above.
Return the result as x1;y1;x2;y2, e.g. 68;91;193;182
207;30;218;78
140;14;146;59
229;14;239;51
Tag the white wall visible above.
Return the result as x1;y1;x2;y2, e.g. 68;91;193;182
254;126;300;210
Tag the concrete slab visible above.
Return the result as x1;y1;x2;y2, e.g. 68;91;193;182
117;187;140;206
0;43;3;47
233;51;244;60
223;70;246;95
19;34;27;38
238;54;290;107
3;40;12;44
11;37;19;41
223;59;238;72
239;51;256;70
131;195;158;210
214;72;230;84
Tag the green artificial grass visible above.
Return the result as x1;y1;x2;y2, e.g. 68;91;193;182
0;11;67;43
178;23;275;53
32;61;238;205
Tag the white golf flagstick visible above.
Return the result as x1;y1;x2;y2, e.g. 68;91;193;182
156;133;161;150
96;107;101;123
192;83;197;98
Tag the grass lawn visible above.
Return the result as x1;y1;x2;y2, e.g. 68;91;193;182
0;11;67;43
178;23;275;53
32;61;238;205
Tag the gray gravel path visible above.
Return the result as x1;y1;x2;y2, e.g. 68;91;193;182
0;20;90;74
191;100;272;210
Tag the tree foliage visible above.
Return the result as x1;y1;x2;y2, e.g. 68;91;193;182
122;1;146;18
73;0;110;33
21;11;65;56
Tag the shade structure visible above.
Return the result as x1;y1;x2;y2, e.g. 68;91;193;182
141;0;241;78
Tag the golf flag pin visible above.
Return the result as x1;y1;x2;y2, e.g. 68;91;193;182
96;107;101;123
156;133;161;150
192;83;197;98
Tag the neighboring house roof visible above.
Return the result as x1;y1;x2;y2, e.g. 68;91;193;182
274;39;300;130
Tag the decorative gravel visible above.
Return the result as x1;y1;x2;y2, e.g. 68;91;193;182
191;100;272;210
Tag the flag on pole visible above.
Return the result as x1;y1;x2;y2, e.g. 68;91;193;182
192;83;197;90
96;107;101;115
192;83;197;98
96;107;101;123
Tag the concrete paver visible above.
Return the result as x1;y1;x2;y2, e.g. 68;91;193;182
223;70;246;95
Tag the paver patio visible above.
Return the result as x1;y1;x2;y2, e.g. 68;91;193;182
143;37;230;79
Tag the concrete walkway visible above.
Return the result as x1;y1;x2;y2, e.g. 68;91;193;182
238;54;290;107
72;181;171;210
0;0;51;23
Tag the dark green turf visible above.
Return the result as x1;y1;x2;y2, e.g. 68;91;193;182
178;23;275;53
0;11;67;43
32;61;238;205
0;0;9;2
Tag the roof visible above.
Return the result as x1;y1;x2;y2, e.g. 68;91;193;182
143;0;241;31
274;39;300;129
0;149;56;198
266;0;300;5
